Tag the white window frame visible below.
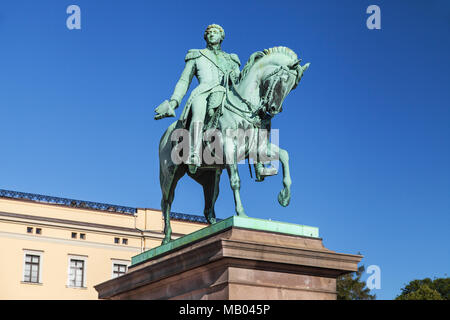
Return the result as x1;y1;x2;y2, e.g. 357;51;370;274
22;249;44;284
67;254;88;288
111;259;130;279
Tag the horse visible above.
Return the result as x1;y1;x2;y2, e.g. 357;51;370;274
158;46;309;244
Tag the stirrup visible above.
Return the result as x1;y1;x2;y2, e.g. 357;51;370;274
187;154;201;174
255;164;278;182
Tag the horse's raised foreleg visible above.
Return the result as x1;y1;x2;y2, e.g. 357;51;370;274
226;163;247;217
263;143;292;207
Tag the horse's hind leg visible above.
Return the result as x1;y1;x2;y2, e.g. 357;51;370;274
189;168;222;224
204;168;222;223
161;196;173;245
160;165;185;245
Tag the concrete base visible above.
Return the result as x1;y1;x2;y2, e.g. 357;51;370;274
95;220;361;300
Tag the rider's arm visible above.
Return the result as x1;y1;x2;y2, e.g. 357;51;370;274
233;63;241;83
229;53;241;83
170;59;196;108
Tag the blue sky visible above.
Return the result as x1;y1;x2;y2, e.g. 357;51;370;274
0;0;449;299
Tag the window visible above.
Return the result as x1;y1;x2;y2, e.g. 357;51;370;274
111;259;130;279
71;232;77;239
22;250;43;284
68;258;85;288
36;228;42;235
114;237;128;245
80;233;86;240
27;227;33;233
24;254;40;283
112;263;128;278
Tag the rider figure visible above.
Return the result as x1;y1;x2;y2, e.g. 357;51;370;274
155;24;277;179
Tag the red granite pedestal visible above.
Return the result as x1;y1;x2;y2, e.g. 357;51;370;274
95;223;361;300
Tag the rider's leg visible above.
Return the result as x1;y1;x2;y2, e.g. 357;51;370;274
188;95;207;174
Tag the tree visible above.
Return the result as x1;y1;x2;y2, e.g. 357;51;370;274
337;264;376;300
395;277;449;300
432;277;450;300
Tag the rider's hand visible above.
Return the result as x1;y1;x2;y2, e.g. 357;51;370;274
169;100;178;109
154;112;169;120
154;100;176;120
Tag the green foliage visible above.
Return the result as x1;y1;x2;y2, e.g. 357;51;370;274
433;277;450;300
337;264;376;300
395;277;449;300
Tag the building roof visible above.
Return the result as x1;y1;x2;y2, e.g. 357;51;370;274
0;189;209;224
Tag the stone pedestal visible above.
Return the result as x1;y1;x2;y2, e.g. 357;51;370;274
95;216;361;300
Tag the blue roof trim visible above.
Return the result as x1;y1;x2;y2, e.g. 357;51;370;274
0;189;214;224
170;211;222;224
0;189;137;215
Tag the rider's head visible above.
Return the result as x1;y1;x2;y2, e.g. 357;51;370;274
204;24;225;45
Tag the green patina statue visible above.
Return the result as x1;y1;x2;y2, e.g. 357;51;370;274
154;24;309;244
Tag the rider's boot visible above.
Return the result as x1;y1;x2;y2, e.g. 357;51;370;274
254;162;278;182
188;121;203;175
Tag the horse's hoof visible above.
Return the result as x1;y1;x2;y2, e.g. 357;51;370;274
208;217;216;224
278;188;291;207
205;211;217;224
161;237;171;245
236;208;247;217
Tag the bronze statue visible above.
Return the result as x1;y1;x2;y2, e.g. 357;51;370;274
154;24;309;244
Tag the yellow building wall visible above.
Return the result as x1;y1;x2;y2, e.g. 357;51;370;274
0;233;138;299
0;197;206;299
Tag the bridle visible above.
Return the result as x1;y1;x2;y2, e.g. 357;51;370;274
221;65;298;126
260;65;297;116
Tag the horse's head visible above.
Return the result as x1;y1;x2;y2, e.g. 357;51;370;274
240;46;309;117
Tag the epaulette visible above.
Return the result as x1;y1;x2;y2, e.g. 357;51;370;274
229;53;241;66
185;49;201;62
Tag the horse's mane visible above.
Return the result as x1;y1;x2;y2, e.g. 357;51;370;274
240;46;298;80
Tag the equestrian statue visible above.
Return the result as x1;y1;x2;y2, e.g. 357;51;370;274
154;24;309;244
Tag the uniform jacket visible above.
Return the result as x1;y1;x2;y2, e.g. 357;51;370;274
170;48;241;125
